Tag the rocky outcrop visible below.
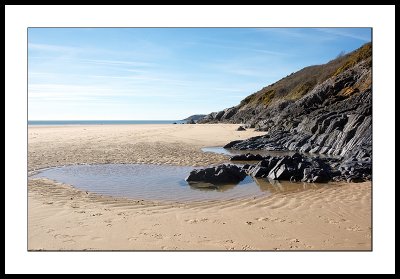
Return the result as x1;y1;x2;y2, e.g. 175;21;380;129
182;114;206;123
186;164;246;184
188;153;370;185
201;107;238;123
229;153;264;161
337;156;372;182
223;64;372;160
223;140;245;149
199;43;372;181
245;153;333;182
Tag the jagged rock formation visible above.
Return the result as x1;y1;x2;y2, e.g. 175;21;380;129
242;153;371;183
230;153;264;161
200;43;372;163
186;153;371;185
245;153;334;183
182;114;206;123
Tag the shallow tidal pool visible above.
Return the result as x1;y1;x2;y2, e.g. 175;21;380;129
30;163;329;202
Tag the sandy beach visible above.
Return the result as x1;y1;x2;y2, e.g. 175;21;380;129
28;124;371;250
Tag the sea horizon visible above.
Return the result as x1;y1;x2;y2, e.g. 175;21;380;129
28;120;186;126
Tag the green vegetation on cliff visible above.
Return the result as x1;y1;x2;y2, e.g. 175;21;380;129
237;43;372;110
334;43;372;76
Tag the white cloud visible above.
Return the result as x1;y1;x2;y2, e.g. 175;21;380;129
315;28;371;42
201;41;287;56
28;43;81;53
28;83;182;102
80;59;156;67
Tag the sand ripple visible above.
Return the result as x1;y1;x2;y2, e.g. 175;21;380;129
28;124;371;250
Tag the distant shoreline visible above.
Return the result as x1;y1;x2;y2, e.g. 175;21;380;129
28;120;186;126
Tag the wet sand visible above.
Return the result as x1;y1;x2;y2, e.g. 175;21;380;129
28;124;371;250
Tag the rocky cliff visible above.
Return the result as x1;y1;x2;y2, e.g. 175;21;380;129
182;114;206;123
200;43;372;161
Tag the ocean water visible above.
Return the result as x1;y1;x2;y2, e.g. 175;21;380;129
28;120;186;126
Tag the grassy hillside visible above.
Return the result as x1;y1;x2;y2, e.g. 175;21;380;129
238;43;372;110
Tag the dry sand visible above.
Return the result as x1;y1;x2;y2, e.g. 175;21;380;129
28;124;371;250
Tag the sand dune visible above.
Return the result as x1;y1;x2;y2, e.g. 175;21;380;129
28;124;371;250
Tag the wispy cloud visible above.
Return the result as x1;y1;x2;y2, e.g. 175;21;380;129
28;43;81;53
87;73;193;87
255;28;371;43
81;59;156;67
28;83;182;102
211;87;246;93
252;28;339;42
315;28;371;42
199;41;286;56
209;60;286;79
252;28;309;38
223;68;268;77
29;56;155;68
28;28;370;120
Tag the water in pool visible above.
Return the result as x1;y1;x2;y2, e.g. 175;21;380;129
30;164;326;202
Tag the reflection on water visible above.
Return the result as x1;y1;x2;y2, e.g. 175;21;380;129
189;183;235;192
30;164;330;202
188;176;254;192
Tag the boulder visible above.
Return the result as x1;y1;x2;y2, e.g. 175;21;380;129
186;164;246;184
236;126;246;131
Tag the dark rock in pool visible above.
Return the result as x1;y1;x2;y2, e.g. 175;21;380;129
230;153;264;161
186;164;247;184
301;166;331;183
243;152;336;183
248;165;269;178
268;163;292;180
236;126;246;131
242;164;251;170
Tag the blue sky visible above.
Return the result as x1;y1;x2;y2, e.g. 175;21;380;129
28;28;371;120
